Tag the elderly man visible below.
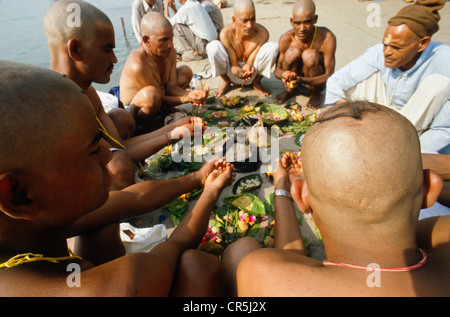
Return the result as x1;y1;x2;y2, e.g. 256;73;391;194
231;101;449;297
325;0;450;153
274;0;336;108
206;0;278;97
44;0;206;190
0;60;237;296
120;12;209;133
164;0;217;61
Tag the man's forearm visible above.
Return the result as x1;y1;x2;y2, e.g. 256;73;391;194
274;179;306;254
168;188;220;249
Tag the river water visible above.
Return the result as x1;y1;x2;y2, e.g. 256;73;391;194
0;0;147;91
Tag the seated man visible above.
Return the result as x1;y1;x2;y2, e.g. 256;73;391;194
231;101;449;296
120;12;210;133
325;0;450;153
206;0;278;97
0;60;236;296
201;0;225;38
274;0;336;109
131;0;164;44
164;0;217;61
44;0;207;190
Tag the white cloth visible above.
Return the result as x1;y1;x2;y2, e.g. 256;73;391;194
168;0;217;42
120;222;167;253
97;90;119;113
131;0;164;43
201;0;224;34
206;40;279;85
345;71;450;137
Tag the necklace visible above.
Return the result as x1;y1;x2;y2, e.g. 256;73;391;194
322;248;427;272
309;25;317;49
237;35;248;88
0;251;83;269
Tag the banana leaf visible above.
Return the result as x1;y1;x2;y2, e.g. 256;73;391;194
259;104;288;125
224;193;266;216
232;174;262;194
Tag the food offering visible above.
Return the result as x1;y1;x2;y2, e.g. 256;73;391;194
286;103;304;122
220;95;248;108
205;94;216;104
259;104;289;125
232;174;263;195
204;109;234;122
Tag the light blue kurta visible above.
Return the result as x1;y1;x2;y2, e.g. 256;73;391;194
325;41;450;153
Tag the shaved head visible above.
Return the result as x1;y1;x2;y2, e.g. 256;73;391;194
141;12;172;37
234;0;255;16
293;0;316;16
0;61;94;171
44;0;112;53
302;102;423;224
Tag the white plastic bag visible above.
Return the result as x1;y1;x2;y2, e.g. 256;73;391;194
120;223;168;253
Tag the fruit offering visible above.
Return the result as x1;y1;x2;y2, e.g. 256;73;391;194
220;95;248;108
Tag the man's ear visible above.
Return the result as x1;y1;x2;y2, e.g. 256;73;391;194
422;169;443;209
0;173;39;220
291;178;312;214
142;35;149;45
67;38;82;61
418;36;431;53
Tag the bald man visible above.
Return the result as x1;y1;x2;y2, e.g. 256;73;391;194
274;0;336;108
206;0;278;97
0;60;236;296
120;12;210;133
44;0;206;190
230;101;449;296
325;0;450;154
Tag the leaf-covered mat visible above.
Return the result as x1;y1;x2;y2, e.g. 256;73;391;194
135;96;323;256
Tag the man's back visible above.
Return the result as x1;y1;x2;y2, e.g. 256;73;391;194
238;230;450;297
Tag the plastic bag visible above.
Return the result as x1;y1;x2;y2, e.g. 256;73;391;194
120;223;168;253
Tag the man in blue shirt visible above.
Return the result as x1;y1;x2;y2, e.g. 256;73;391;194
325;0;449;154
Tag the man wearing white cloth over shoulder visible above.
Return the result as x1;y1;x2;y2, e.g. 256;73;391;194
325;0;450;154
206;0;278;97
165;0;217;61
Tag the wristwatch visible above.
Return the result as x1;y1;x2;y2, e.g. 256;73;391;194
274;188;293;200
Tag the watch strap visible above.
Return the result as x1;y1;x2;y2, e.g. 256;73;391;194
274;188;293;200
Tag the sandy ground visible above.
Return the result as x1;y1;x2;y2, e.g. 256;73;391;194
124;0;450;261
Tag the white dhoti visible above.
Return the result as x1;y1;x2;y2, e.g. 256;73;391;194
206;40;279;85
345;72;450;135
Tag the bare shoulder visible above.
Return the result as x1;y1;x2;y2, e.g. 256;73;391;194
318;26;336;43
85;86;102;115
220;23;235;43
237;248;323;296
123;49;145;75
255;23;269;42
278;29;295;51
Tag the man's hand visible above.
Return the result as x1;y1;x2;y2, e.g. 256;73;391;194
241;64;255;80
336;98;348;105
183;87;210;107
231;65;253;81
204;159;236;193
169;116;207;142
281;71;302;90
